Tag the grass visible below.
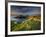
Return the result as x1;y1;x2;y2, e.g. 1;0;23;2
11;16;41;31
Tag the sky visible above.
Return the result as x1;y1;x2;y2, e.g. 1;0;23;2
11;6;41;16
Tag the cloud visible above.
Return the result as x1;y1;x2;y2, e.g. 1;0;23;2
11;6;41;16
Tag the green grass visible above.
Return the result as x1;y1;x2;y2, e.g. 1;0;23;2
11;16;41;31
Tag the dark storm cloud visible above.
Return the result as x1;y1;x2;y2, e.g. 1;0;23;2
11;6;41;16
11;6;41;13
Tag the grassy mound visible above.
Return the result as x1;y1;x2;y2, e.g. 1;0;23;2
11;16;41;31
